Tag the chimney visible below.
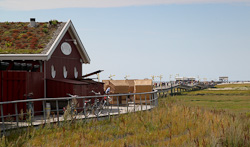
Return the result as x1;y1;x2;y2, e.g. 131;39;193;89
30;18;36;27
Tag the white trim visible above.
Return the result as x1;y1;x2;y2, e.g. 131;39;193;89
46;20;71;60
69;21;90;63
63;66;67;78
0;54;47;61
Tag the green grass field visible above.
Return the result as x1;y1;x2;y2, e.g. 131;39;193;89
176;83;250;113
215;83;250;88
1;83;250;146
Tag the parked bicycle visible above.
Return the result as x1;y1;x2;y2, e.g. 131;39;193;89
83;90;112;117
24;92;34;117
63;94;78;118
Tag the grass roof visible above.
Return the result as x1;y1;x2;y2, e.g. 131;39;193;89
0;20;62;54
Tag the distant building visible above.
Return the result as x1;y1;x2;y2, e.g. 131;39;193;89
219;77;229;83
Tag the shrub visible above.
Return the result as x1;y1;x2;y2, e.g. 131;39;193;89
21;30;27;33
37;44;44;48
3;24;10;29
21;34;28;39
21;43;28;49
3;31;11;35
4;37;11;42
27;32;33;36
12;29;20;33
49;20;58;25
15;43;22;49
5;42;12;47
4;21;9;25
43;24;48;28
12;33;18;39
30;37;38;44
30;44;36;49
42;28;48;33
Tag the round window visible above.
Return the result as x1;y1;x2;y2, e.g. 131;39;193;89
61;42;72;55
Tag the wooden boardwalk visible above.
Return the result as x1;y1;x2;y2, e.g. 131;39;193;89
0;104;154;132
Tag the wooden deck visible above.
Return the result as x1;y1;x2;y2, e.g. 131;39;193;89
0;104;154;132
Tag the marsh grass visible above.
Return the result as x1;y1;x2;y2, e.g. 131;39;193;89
216;83;250;88
0;97;249;146
178;83;250;113
1;84;250;146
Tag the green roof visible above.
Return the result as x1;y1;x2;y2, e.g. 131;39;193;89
0;20;64;54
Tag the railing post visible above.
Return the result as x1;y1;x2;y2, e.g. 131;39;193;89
153;92;155;106
126;95;128;113
95;98;99;118
150;93;152;108
1;104;5;135
151;93;154;107
111;96;112;116
171;83;173;96
43;101;46;124
133;94;136;112
107;96;110;119
56;100;59;125
117;96;120;115
145;94;147;110
83;98;86;118
15;103;19;128
30;101;33;126
155;91;158;106
140;94;142;111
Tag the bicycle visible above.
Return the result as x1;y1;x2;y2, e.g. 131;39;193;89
24;93;34;117
83;97;101;117
83;90;112;117
63;94;78;118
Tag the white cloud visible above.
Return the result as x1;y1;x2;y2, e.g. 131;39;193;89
0;0;249;10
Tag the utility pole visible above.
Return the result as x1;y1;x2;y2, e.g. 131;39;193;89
157;75;163;90
109;74;115;80
169;74;172;82
197;75;200;84
124;75;130;80
97;73;100;82
151;75;156;89
175;74;179;85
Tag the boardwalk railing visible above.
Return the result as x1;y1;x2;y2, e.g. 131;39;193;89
0;90;158;135
155;83;216;98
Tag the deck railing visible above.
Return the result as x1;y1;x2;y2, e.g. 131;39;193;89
0;90;158;135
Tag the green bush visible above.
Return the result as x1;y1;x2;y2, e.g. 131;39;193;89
49;20;58;25
5;42;12;47
42;28;48;33
43;24;48;28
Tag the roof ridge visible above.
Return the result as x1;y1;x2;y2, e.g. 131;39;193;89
41;22;66;54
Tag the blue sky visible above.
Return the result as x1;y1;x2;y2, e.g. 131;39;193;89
1;1;250;81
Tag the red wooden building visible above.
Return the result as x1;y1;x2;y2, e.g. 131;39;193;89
0;18;104;115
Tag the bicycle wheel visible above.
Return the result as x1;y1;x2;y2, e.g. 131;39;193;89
93;107;100;116
84;103;91;117
28;103;35;117
98;101;104;115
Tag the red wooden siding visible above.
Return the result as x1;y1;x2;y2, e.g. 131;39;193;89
47;79;104;110
0;72;1;107
1;71;27;116
46;31;82;80
0;71;44;116
27;72;44;114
